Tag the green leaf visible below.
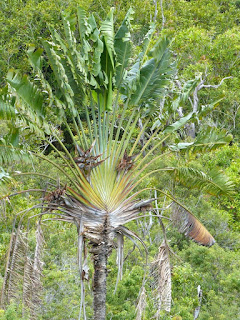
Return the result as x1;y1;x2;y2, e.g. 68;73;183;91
96;8;116;112
27;46;44;70
77;7;91;43
100;7;115;69
171;166;235;196
0;168;12;193
121;23;156;97
164;112;193;133
180;77;200;103
198;97;224;119
42;40;77;114
170;127;233;152
114;8;134;89
129;37;174;106
8;127;20;147
0;95;16;120
7;70;44;116
0;139;30;166
139;22;156;64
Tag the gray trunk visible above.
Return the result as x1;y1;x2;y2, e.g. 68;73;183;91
92;220;110;320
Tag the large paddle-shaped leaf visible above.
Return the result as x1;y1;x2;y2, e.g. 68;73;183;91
114;8;134;88
7;70;44;116
129;37;174;106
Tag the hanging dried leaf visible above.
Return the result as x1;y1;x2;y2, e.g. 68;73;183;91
22;222;44;319
0;230;16;307
136;286;147;320
171;204;215;246
31;223;44;314
23;257;34;311
7;229;27;303
152;241;171;316
114;232;124;293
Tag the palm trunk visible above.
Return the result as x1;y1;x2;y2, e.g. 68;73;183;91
92;219;110;320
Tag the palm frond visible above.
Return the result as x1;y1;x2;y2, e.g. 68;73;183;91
172;166;235;196
170;127;233;153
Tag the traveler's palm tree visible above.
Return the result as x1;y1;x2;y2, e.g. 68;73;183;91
0;8;234;320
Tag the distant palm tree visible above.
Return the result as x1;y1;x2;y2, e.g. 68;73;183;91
0;8;234;320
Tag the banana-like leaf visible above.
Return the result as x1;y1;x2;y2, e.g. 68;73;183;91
97;8;115;111
171;77;200;111
198;98;224;119
129;37;174;106
171;203;215;246
62;12;76;50
1;82;50;138
121;23;156;96
114;8;134;88
77;7;88;43
42;41;75;110
163;112;194;133
100;7;115;68
138;22;156;64
27;46;43;71
7;70;44;116
91;32;104;78
180;77;200;104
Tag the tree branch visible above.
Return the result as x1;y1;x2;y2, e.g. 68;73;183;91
193;76;232;113
160;0;166;30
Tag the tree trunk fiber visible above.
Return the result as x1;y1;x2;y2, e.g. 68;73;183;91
92;224;109;320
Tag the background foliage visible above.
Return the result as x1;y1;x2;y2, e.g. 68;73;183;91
0;0;240;319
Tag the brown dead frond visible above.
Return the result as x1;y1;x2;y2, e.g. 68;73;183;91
171;204;215;246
